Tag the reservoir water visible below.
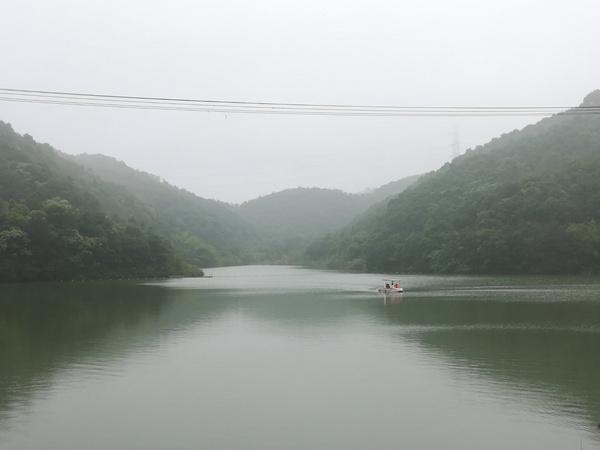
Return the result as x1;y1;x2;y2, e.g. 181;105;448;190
1;265;599;449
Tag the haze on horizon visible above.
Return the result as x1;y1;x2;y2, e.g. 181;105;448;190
1;0;599;203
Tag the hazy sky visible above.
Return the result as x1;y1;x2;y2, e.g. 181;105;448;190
1;0;599;203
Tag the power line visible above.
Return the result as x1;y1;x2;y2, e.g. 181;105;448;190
5;96;599;117
0;87;599;117
2;87;597;110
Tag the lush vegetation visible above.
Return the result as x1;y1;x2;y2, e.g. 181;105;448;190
360;175;422;206
71;154;259;267
240;188;365;241
0;118;419;280
0;122;200;281
239;176;420;240
8;90;599;280
237;177;420;263
306;90;600;274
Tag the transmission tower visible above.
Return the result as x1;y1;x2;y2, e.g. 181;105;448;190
451;126;461;160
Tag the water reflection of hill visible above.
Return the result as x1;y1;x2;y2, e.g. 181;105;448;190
2;275;600;444
375;294;600;435
0;282;229;420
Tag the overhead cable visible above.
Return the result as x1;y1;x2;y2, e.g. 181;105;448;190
0;88;598;117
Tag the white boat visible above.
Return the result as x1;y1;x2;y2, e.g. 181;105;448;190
378;287;404;293
377;279;404;293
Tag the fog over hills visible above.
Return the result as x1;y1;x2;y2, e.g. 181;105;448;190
3;1;598;203
0;120;422;281
3;91;600;280
238;175;420;241
72;154;421;265
306;90;600;274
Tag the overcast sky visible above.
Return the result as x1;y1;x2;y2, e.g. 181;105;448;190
1;0;599;203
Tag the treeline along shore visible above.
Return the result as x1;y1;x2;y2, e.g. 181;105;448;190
2;90;600;281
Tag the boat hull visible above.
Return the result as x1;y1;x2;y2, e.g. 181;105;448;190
378;287;404;294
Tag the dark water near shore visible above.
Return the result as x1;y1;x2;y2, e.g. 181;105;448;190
1;266;599;449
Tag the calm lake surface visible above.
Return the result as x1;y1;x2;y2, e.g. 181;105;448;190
1;265;599;450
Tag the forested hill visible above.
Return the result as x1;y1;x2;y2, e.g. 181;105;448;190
239;188;362;242
0;121;195;281
236;176;419;263
238;176;420;241
0;118;420;280
71;156;419;265
306;90;600;274
360;174;422;205
71;154;258;266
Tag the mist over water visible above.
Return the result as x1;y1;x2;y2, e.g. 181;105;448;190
1;266;599;450
2;2;600;448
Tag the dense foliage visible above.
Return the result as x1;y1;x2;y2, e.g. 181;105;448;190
237;177;419;263
71;154;259;267
239;177;420;240
0;122;198;281
306;90;600;274
12;88;599;279
0;119;420;280
239;188;365;241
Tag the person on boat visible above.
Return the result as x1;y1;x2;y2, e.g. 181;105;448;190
394;282;400;289
385;282;390;289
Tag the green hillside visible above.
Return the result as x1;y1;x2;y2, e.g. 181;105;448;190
359;174;422;205
239;188;363;241
306;90;600;274
238;177;420;239
0;122;194;281
71;154;258;267
237;177;420;263
0;117;420;280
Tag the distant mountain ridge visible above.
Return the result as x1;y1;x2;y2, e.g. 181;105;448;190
239;187;362;241
72;154;420;265
70;153;258;266
235;176;420;263
0;117;422;280
237;176;420;240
